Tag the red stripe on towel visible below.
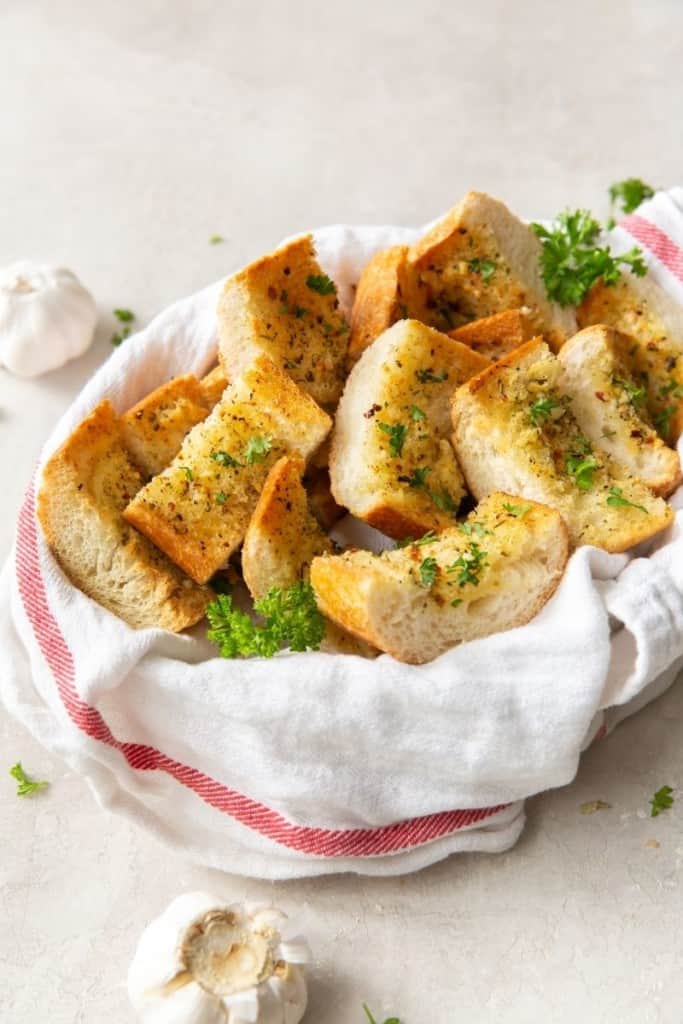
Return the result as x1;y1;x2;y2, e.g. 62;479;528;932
15;484;507;858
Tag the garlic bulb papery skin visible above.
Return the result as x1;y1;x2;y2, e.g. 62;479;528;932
0;260;97;377
128;893;311;1024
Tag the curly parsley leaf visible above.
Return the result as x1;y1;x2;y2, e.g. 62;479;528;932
306;273;337;295
531;209;647;307
419;556;439;588
377;421;407;457
468;257;497;283
207;582;325;659
650;784;674;818
447;541;488;587
606;486;648;514
244;435;274;464
529;395;561;427
609;178;655;216
9;762;49;798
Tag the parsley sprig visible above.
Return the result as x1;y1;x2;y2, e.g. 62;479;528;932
9;762;49;798
650;785;674;818
609;178;655;216
419;556;439;588
606;487;648;514
207;582;325;658
531;210;647;307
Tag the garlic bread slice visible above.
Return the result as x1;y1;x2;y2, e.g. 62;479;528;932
121;375;211;479
123;356;331;584
408;191;576;348
310;492;568;664
449;308;536;362
451;339;673;552
199;363;229;406
330;319;490;539
578;273;683;442
348;244;411;361
217;234;349;406
558;325;681;496
242;455;333;599
37;400;210;631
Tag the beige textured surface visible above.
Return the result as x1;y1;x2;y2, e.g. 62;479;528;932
2;1;683;1021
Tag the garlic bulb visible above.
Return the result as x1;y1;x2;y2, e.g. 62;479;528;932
0;260;97;377
128;893;310;1024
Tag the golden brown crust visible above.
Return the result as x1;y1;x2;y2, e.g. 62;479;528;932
37;400;210;631
199;364;229;407
123;355;332;584
348;245;409;361
121;375;210;478
449;309;535;361
217;235;349;406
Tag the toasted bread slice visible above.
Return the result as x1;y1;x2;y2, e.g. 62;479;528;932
348;245;411;361
123;356;331;584
121;375;210;478
242;455;333;599
217;235;349;406
558;326;681;496
199;363;229;406
37;401;210;631
304;467;345;530
449;309;535;362
310;491;568;663
408;191;576;348
451;339;673;552
242;456;375;656
330;319;490;539
578;273;683;442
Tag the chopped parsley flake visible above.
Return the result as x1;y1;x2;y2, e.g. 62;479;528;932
613;375;647;407
362;1003;402;1024
606;486;648;513
244;435;274;464
9;762;49;798
181;466;193;481
429;489;457;514
654;406;676;437
650;784;674;818
419;556;439;588
531;209;647;306
458;520;491;537
209;234;225;245
211;450;242;468
407;466;431;489
468;257;497;283
565;438;598;490
306;273;337;295
111;308;136;347
114;308;135;323
529;395;561;426
410;405;427;421
502;502;531;517
215;491;228;504
377;421;407;457
416;368;448;384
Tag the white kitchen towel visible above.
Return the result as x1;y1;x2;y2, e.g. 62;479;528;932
2;189;683;879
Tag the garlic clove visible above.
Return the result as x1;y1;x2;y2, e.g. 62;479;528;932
128;894;309;1024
